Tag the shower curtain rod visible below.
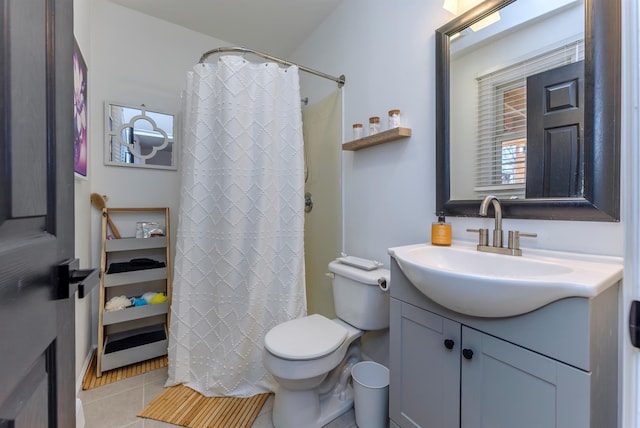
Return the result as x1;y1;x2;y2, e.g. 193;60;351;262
198;46;345;88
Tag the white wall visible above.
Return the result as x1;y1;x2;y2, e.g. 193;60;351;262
291;0;623;267
292;0;446;264
73;0;93;387
75;0;628;400
88;0;230;253
290;0;626;413
620;2;639;426
74;0;233;383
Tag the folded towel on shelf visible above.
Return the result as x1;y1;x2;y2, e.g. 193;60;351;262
105;295;132;311
107;258;166;274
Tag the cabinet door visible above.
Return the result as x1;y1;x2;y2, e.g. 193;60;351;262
461;327;590;428
390;299;460;428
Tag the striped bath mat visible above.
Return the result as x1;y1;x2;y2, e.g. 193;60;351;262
138;384;269;428
82;352;168;390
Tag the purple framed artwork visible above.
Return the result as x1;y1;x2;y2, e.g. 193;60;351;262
73;38;88;177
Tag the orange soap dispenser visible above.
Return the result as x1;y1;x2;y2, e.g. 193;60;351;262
431;211;452;246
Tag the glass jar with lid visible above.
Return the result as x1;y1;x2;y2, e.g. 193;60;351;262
352;123;364;139
369;116;380;135
388;109;401;128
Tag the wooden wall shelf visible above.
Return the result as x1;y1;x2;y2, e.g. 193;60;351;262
342;127;411;151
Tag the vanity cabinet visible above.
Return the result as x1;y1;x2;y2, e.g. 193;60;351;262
389;259;618;428
390;300;460;427
461;326;589;427
96;207;171;377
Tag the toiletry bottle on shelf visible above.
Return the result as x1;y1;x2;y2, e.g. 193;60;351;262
431;211;452;246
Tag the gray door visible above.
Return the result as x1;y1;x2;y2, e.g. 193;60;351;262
526;61;585;198
460;327;590;428
0;0;76;426
389;299;460;428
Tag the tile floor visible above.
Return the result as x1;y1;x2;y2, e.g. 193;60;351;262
79;367;357;428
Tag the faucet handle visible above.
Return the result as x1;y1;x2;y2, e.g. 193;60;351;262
508;230;537;251
467;228;489;247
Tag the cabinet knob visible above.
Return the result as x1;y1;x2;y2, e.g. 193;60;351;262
444;339;455;350
462;348;474;360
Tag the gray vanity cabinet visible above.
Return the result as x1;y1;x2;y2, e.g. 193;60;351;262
460;326;589;428
389;259;618;428
390;299;460;428
390;300;589;428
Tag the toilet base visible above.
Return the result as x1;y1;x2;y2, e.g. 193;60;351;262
272;384;354;428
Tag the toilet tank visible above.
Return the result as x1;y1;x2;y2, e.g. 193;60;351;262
328;260;390;330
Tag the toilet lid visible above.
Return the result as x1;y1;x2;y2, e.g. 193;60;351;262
265;314;348;360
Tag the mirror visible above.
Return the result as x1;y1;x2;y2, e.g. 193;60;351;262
105;102;177;170
436;0;620;221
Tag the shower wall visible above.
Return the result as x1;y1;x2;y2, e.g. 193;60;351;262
302;91;342;317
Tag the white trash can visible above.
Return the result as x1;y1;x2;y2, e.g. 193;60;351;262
351;361;389;428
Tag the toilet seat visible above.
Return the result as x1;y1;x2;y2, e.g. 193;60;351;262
265;314;347;360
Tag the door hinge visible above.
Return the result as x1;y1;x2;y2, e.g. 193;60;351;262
629;300;640;348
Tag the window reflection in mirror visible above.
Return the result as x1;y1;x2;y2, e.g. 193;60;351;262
105;102;177;170
448;0;584;200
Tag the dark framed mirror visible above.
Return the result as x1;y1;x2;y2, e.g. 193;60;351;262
436;0;620;221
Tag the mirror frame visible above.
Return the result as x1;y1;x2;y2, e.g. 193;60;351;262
104;101;178;171
436;0;620;221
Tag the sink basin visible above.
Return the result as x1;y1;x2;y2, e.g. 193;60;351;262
388;242;622;318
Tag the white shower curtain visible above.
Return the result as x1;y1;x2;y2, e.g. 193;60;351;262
166;56;307;397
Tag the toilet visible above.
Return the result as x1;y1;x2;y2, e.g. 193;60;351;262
263;259;390;428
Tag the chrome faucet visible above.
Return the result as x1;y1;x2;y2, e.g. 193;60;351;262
479;195;503;248
467;194;537;256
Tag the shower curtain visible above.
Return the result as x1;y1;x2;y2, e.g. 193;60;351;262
166;56;307;397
